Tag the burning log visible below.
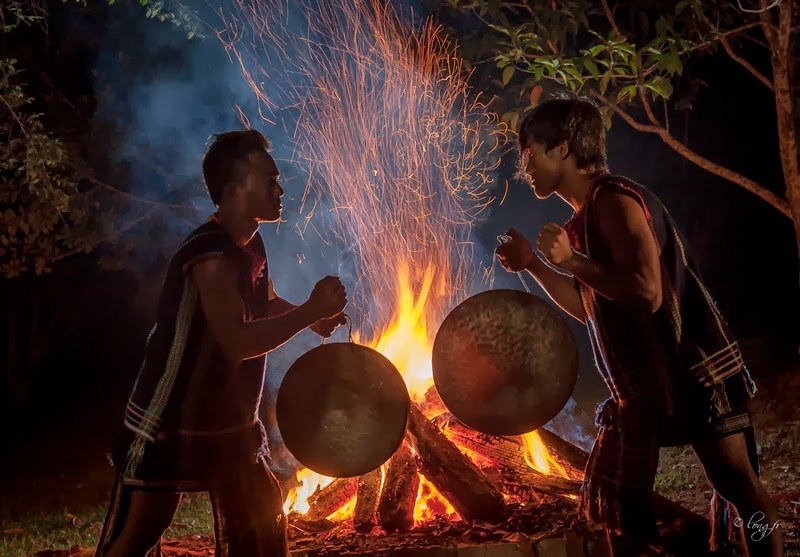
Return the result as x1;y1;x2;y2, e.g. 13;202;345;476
305;477;358;521
353;467;383;532
406;403;506;524
433;415;582;498
436;415;575;476
377;442;419;533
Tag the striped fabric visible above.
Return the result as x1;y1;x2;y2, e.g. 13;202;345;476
96;453;289;557
565;175;759;551
96;216;281;555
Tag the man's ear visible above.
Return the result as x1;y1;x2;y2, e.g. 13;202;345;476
557;141;570;161
220;181;238;203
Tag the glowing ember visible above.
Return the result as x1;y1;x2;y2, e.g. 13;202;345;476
415;474;459;524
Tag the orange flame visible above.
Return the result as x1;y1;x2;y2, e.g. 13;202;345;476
282;469;337;515
521;431;570;479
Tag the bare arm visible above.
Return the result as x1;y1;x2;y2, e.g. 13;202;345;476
191;258;322;361
524;256;586;324
267;278;297;317
560;191;662;312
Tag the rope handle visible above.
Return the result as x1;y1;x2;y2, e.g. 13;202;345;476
320;312;353;345
496;235;531;293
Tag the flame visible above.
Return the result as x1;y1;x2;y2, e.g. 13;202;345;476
222;0;570;524
521;431;570;479
415;474;459;523
282;468;336;515
356;264;436;401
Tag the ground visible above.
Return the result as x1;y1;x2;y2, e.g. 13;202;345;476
2;368;798;557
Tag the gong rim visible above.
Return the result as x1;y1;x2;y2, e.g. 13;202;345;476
431;289;578;436
276;342;410;478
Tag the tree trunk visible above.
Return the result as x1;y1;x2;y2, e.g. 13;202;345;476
762;0;800;265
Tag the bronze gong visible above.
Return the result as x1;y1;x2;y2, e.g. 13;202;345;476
432;289;578;436
276;342;410;478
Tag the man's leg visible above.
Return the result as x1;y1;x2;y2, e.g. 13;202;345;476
693;432;783;557
97;480;182;557
209;455;289;557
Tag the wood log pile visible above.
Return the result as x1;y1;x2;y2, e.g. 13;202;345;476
289;403;591;532
289;402;710;551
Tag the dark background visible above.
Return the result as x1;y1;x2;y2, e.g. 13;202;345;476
1;0;797;516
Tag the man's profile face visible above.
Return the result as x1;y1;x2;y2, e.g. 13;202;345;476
243;151;284;223
521;141;562;200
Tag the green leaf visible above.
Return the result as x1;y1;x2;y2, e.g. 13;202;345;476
502;65;515;86
617;84;637;102
588;44;606;57
675;0;691;15
599;71;612;95
644;77;673;99
583;59;599;78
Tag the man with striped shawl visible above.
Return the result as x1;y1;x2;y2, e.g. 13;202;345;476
496;97;782;557
95;130;349;557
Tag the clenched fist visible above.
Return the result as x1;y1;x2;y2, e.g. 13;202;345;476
310;312;347;339
308;276;348;320
495;228;535;272
537;223;573;267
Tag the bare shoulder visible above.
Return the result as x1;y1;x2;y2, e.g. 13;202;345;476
593;187;649;232
190;255;240;292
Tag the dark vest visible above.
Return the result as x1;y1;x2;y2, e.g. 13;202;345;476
565;175;756;429
124;218;270;439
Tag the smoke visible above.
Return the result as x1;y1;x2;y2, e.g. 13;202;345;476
90;0;597;477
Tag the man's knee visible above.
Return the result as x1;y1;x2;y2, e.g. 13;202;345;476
709;464;762;507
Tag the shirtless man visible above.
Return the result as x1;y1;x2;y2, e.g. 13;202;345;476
496;97;782;557
96;129;348;557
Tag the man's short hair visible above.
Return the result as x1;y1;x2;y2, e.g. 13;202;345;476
202;130;271;206
518;95;607;171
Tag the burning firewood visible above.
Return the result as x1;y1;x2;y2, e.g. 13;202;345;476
377;442;419;533
435;415;578;478
353;467;383;532
304;477;358;521
434;414;582;497
406;403;506;524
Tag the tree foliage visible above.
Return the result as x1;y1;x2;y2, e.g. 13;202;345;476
0;0;202;279
434;0;798;224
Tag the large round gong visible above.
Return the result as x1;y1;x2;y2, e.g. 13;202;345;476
276;342;410;478
432;289;578;436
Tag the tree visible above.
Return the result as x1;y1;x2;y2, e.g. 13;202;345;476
434;0;799;259
0;0;202;414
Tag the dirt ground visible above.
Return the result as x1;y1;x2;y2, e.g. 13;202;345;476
2;364;798;556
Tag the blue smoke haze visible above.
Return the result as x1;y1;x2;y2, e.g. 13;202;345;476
91;0;598;463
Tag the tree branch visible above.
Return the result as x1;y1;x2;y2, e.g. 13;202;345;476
637;87;663;127
719;36;774;90
52;207;160;264
589;90;791;218
600;0;622;37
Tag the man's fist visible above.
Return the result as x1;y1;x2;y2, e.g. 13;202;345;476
495;228;534;272
308;276;347;320
537;223;573;267
310;312;347;338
